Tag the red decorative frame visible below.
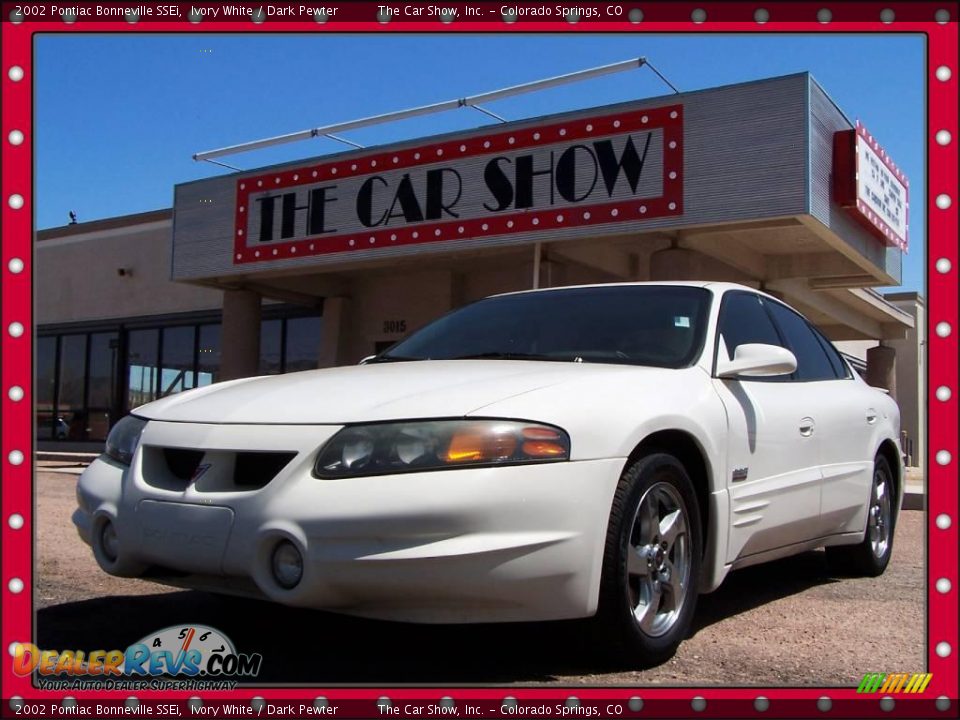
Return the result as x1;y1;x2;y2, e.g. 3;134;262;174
233;105;683;264
2;3;957;719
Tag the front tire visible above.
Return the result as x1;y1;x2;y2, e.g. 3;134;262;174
594;453;702;666
827;454;896;577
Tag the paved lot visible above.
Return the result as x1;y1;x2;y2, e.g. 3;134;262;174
36;469;924;686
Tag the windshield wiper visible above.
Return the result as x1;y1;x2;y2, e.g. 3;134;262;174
448;352;572;362
366;355;423;364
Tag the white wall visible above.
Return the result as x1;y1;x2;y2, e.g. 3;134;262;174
36;220;223;326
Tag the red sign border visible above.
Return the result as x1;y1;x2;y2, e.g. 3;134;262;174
233;105;683;264
834;122;911;252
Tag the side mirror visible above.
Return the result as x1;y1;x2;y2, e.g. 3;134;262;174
358;355;377;366
717;343;797;379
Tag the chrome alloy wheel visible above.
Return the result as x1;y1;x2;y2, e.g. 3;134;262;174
868;466;892;559
626;481;691;637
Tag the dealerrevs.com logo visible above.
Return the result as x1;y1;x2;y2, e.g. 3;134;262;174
12;625;262;691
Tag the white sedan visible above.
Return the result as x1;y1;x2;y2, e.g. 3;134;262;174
74;282;903;663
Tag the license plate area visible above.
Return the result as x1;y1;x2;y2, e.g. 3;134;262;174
135;501;234;574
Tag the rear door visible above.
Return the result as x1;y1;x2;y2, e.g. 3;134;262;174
764;300;875;536
712;291;823;562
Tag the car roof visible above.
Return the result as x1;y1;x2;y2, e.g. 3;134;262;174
491;280;764;299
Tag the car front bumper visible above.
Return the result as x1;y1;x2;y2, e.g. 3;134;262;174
74;420;625;623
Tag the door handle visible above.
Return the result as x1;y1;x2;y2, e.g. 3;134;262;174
866;409;878;425
799;417;815;437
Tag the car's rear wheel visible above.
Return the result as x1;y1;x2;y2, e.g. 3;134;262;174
594;453;702;666
827;454;896;577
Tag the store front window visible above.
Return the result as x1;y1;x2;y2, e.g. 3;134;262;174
127;328;159;410
38;308;322;443
259;319;283;375
87;332;119;441
258;314;322;374
198;324;221;386
160;325;197;397
36;336;57;440
59;334;88;441
285;316;323;373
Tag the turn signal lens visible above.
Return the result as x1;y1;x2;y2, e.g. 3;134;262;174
446;429;518;463
522;426;563;440
520;426;567;457
522;440;568;457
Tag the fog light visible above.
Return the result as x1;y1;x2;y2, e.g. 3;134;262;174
271;541;303;590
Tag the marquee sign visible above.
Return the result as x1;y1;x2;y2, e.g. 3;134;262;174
833;121;909;252
233;105;683;264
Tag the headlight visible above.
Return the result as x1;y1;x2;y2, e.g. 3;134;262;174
104;415;148;466
314;420;570;479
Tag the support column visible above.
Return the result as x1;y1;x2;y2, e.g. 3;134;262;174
866;343;897;400
220;289;261;380
317;296;352;368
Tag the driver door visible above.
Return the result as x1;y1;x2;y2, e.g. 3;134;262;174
712;291;823;563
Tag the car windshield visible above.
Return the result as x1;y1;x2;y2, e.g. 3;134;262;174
376;285;713;368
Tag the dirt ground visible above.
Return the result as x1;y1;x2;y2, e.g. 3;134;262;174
34;469;924;686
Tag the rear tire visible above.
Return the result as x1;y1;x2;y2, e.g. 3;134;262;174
594;453;702;666
826;455;896;577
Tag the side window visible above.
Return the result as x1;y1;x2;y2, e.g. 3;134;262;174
813;329;852;379
766;302;839;381
716;292;785;365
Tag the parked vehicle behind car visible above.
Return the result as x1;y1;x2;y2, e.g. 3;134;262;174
74;282;902;664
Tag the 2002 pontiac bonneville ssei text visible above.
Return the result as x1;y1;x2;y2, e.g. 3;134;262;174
74;282;903;664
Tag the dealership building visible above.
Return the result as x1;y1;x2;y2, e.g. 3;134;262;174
35;72;925;465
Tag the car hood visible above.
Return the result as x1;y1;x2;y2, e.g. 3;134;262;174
133;360;653;424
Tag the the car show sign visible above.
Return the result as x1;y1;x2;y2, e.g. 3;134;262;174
833;121;909;252
233;105;683;264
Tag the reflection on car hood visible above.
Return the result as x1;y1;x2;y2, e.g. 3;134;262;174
133;360;654;424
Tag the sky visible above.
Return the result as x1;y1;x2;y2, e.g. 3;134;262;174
34;33;926;291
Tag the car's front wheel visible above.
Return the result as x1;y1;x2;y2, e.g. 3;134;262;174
827;454;896;576
595;453;702;666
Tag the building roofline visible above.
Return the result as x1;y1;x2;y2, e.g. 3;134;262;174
37;208;172;240
176;71;812;188
884;290;925;304
807;73;855;127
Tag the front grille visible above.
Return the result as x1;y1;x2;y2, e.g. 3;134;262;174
164;448;204;481
234;452;296;488
143;447;297;492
